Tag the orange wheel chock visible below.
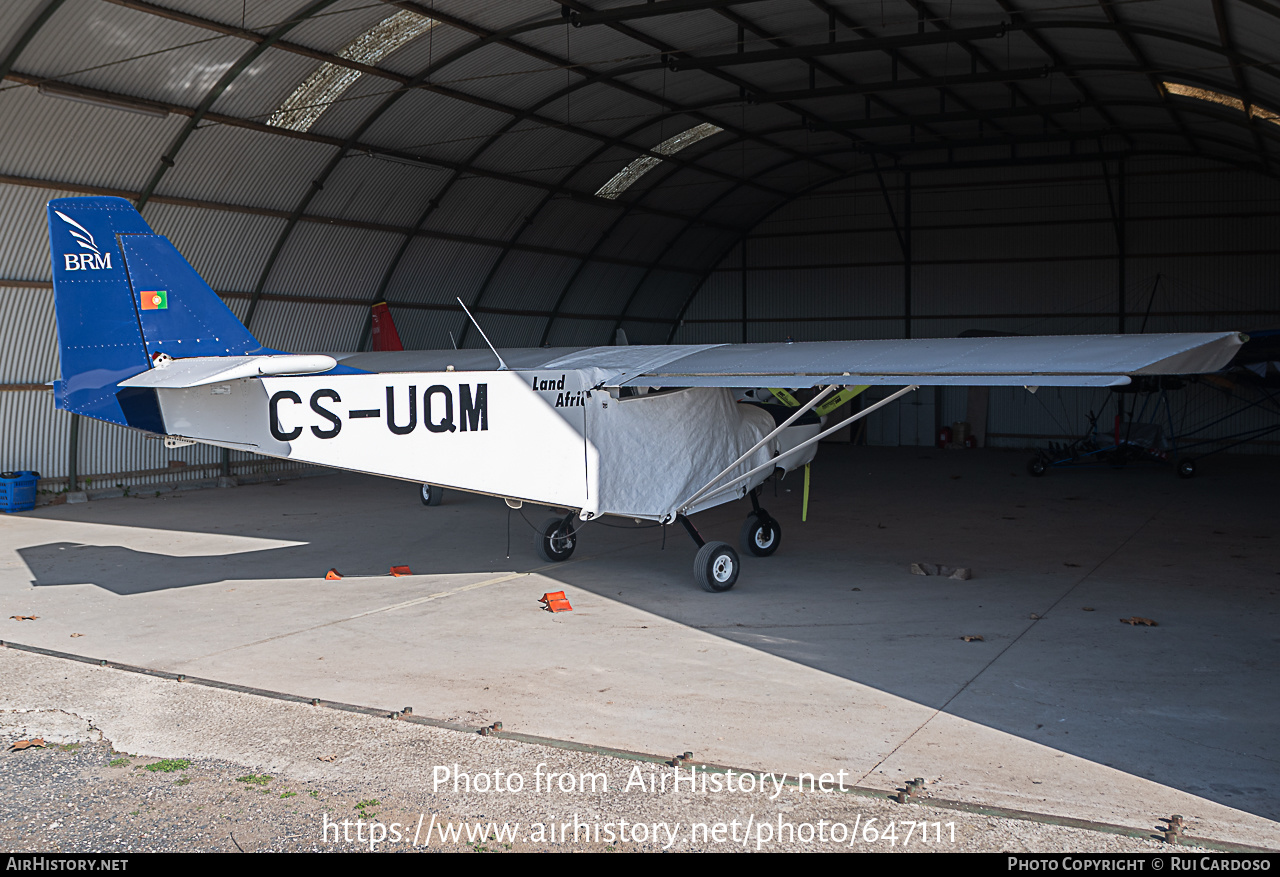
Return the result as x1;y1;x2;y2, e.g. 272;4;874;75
539;591;573;613
389;565;412;577
325;569;343;580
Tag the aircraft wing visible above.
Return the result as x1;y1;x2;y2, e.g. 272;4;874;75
612;332;1247;388
341;332;1245;389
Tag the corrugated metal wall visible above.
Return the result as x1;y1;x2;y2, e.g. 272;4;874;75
676;156;1280;454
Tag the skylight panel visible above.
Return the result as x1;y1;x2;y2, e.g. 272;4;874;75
268;10;436;132
595;122;724;199
1164;81;1280;126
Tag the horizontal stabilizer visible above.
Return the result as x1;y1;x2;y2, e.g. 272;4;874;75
118;354;339;389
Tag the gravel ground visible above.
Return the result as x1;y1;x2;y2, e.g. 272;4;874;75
0;714;1203;853
2;646;1251;854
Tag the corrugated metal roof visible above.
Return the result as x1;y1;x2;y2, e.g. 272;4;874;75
18;0;247;109
0;85;183;192
263;219;403;299
159;1;318;32
480;249;582;311
420;175;546;240
305;152;445;228
152;122;336;212
142;201;288;292
382;237;499;306
361;87;514;164
249;297;365;351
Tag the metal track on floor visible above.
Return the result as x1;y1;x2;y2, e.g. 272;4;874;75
1;638;1272;854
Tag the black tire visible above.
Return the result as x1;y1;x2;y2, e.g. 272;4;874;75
1027;457;1047;477
536;516;576;563
739;513;781;557
419;483;444;506
1177;459;1197;479
695;541;739;592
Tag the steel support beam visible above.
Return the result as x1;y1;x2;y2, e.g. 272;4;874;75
817;102;1085;131
665;23;1007;71
730;66;1055;106
104;0;784;198
136;0;343;210
0;0;68;82
566;0;774;27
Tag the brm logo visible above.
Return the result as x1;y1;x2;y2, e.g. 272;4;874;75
55;210;112;271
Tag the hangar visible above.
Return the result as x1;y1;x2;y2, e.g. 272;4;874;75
0;0;1278;851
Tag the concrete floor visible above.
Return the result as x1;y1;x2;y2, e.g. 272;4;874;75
1;445;1277;847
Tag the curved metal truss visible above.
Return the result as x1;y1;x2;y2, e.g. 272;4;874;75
3;0;1277;347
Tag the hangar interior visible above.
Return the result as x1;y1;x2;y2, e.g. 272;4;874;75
2;0;1278;483
1;0;1279;850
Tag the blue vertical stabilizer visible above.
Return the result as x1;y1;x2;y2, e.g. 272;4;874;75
48;196;269;431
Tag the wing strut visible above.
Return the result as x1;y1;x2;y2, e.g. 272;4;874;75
670;385;919;519
676;384;839;515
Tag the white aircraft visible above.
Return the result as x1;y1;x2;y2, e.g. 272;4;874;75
46;197;1244;591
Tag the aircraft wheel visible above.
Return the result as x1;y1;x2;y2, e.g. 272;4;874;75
536;516;576;563
1027;457;1047;477
739;513;781;557
420;483;444;506
695;541;739;593
1177;459;1197;479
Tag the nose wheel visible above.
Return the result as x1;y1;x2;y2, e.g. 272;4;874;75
739;511;781;556
675;514;741;592
695;541;739;592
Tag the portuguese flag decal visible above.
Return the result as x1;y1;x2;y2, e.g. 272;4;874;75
140;290;168;310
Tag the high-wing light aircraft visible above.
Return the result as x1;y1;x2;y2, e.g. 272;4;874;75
46;197;1245;591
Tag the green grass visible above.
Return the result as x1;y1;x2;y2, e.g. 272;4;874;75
144;759;190;773
236;774;272;786
108;757;131;768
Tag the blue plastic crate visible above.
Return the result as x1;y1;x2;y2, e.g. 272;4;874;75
0;471;39;513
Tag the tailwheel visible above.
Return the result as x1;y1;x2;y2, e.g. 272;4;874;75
419;483;444;506
739;512;781;557
536;516;576;563
695;541;739;592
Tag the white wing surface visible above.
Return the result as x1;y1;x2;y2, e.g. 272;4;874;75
333;332;1243;388
492;332;1244;389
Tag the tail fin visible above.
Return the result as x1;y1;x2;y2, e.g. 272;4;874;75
369;301;404;351
49;196;266;429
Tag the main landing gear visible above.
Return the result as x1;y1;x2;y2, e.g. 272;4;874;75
531;490;782;593
739;491;781;557
535;513;577;563
682;489;782;592
419;483;444;506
